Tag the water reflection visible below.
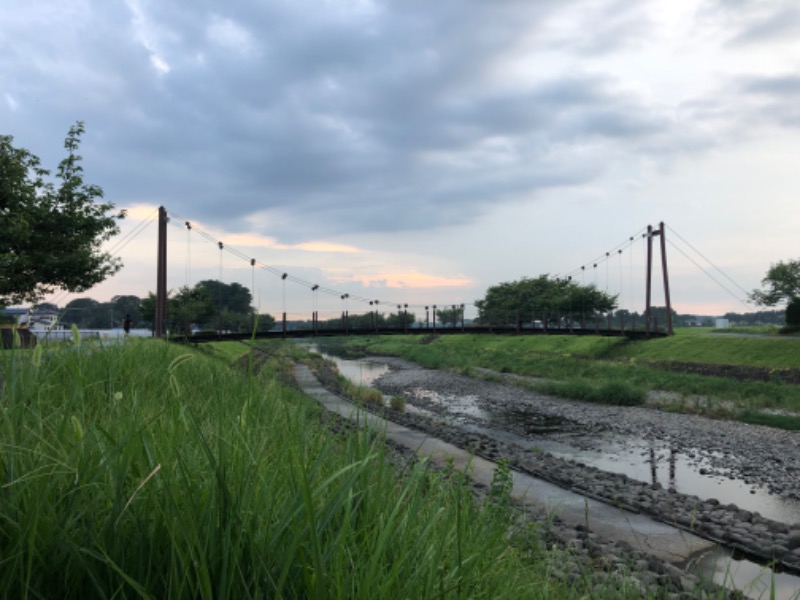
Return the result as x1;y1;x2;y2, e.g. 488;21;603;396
540;434;800;523
691;548;800;600
304;343;390;387
649;444;676;492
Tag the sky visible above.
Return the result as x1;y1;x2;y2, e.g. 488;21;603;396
3;0;800;321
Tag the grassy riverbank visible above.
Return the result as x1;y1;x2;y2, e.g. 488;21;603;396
324;329;800;427
1;337;662;598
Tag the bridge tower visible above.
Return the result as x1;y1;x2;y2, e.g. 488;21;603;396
155;206;168;338
644;222;673;336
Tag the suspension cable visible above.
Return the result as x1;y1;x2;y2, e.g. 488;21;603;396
665;239;752;310
666;225;752;298
166;209;471;312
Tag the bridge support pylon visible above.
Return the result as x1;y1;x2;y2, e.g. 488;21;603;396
155;206;168;338
644;222;673;336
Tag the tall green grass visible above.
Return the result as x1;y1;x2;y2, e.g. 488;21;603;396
0;338;599;599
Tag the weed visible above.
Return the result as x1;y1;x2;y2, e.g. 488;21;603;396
389;395;406;411
739;411;800;431
536;380;646;406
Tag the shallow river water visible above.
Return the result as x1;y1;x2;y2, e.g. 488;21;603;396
305;344;800;598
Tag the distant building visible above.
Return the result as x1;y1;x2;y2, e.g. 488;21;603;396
714;318;730;329
21;307;64;332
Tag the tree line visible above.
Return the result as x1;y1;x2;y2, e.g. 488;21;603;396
474;275;618;328
30;280;275;334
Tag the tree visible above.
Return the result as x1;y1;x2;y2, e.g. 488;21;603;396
750;259;800;306
722;310;784;326
786;299;800;331
62;297;102;328
0;123;125;306
386;311;416;328
171;286;216;334
750;259;800;329
196;280;253;315
141;287;215;335
474;275;616;327
252;312;276;332
436;307;462;328
141;283;267;335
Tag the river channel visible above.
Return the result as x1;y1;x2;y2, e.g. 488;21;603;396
302;343;800;599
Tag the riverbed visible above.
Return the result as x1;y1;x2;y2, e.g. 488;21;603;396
304;344;800;598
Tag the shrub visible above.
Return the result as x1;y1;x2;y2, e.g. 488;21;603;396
783;298;800;333
537;380;645;406
389;395;406;411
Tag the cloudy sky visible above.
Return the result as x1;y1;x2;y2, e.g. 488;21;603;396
3;0;800;320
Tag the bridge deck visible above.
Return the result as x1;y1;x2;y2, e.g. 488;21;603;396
174;326;669;343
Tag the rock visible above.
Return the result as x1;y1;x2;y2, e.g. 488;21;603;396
787;531;800;550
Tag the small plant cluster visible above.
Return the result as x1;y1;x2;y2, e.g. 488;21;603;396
536;380;646;406
389;394;407;411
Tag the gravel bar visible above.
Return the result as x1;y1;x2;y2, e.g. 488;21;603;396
368;357;800;575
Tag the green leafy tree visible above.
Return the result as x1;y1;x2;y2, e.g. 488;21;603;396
140;294;156;330
386;311;416;328
196;280;252;314
474;275;616;326
0;122;125;306
340;312;370;329
750;259;800;306
61;298;102;328
722;310;784;326
750;260;800;306
36;302;59;313
252;312;276;332
750;259;800;329
436;307;462;328
319;312;388;330
141;287;215;335
110;295;142;327
170;286;216;335
786;299;800;330
195;280;255;332
141;284;268;335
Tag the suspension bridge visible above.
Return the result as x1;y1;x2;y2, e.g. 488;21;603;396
105;205;755;342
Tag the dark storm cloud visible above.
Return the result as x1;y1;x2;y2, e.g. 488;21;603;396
1;0;703;242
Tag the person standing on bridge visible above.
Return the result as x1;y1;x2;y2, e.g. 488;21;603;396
123;314;132;337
